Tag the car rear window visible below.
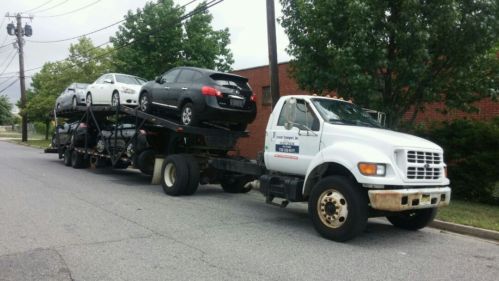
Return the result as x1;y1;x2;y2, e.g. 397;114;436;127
210;74;251;91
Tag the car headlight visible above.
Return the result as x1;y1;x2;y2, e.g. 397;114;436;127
122;87;135;94
358;162;386;176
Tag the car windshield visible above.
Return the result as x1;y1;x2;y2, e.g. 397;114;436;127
311;98;381;128
115;74;146;85
75;83;89;89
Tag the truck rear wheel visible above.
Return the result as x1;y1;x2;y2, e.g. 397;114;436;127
386;208;437;230
64;149;72;166
71;150;89;169
161;154;198;196
308;176;368;242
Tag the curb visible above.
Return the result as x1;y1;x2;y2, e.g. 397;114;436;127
430;220;499;242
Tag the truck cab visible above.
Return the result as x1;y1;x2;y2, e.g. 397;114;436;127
261;95;451;241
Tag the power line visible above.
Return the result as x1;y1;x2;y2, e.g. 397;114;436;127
22;0;55;13
37;0;102;18
0;41;15;49
31;0;70;15
0;52;17;77
0;78;18;94
27;0;199;44
6;0;210;75
0;50;16;69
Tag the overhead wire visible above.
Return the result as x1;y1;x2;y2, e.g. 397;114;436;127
0;52;18;77
27;0;199;44
36;0;102;18
22;0;55;13
0;78;19;94
5;0;213;76
31;0;70;15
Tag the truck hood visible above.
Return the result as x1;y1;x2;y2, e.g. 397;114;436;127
322;123;442;151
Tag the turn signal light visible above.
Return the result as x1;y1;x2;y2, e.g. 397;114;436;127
358;163;386;176
202;86;222;97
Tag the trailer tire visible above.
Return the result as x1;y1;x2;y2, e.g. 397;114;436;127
180;154;200;195
308;176;368;242
161;155;190;196
71;150;89;169
64;149;72;166
137;149;155;175
386;208;437;230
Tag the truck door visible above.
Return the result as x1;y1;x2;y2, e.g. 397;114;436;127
265;98;322;175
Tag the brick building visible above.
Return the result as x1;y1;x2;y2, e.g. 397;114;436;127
232;62;499;159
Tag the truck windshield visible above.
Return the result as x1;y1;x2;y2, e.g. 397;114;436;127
311;98;381;128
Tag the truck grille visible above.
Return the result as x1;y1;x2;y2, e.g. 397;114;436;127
406;150;442;180
407;151;441;164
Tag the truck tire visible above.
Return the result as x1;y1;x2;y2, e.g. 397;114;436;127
64;149;72;166
386;208;437;230
220;175;253;193
161;155;190;196
71;150;89;169
308;176;368;242
180;154;200;196
137;149;155;176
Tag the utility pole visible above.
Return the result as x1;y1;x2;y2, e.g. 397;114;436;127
266;0;280;109
6;13;32;142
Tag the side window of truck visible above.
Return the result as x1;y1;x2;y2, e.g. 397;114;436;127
277;99;320;131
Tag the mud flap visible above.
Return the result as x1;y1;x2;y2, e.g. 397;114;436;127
151;157;164;185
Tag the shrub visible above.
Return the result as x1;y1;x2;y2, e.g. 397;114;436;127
414;118;499;204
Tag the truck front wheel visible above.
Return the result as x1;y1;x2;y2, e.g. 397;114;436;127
308;176;368;242
386;208;437;230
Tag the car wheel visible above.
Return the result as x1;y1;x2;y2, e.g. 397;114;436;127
180;103;199;126
139;93;150;112
386;208;437;230
72;96;77;110
71;150;89;169
86;93;93;107
111;92;120;107
308;176;368;242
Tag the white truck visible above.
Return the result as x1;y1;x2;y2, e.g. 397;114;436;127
50;95;451;242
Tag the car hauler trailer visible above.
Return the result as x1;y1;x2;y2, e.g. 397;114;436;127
46;95;451;241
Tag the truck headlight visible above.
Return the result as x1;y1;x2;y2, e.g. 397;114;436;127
358;163;386;176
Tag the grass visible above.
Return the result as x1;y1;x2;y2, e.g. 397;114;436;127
11;139;52;149
437;200;499;232
0;131;52;149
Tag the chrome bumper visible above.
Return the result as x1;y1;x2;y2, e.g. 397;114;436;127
368;187;451;212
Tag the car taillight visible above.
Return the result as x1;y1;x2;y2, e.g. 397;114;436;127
202;86;222;97
250;94;257;102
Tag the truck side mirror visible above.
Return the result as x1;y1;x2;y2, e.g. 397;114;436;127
284;98;297;130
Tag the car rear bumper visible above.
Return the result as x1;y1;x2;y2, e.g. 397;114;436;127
200;97;257;124
368;187;451;212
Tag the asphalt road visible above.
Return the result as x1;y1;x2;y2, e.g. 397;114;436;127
0;141;498;281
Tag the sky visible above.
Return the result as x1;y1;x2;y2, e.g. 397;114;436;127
0;0;291;111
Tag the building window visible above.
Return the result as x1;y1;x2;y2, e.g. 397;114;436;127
262;86;272;106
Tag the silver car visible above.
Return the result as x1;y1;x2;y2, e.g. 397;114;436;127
55;83;90;111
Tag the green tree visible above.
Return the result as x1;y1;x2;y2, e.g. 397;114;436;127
280;0;499;128
0;95;13;125
24;38;114;139
111;0;233;79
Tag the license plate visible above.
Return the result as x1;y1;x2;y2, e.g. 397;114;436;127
230;98;244;108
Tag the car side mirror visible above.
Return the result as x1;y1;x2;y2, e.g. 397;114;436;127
155;76;163;84
284;98;297;130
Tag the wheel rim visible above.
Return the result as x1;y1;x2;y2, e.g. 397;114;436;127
163;163;176;187
86;94;92;106
182;106;192;125
317;188;349;229
140;95;148;111
112;93;119;106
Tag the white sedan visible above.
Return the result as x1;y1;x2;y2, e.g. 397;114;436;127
85;73;147;107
